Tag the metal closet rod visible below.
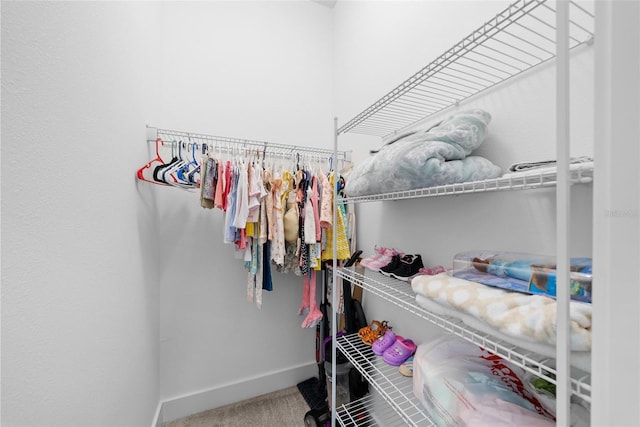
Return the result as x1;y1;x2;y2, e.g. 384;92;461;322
147;126;349;161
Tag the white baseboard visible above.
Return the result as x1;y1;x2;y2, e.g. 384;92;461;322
151;402;163;427
151;361;317;425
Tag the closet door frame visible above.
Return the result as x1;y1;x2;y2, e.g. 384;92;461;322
592;1;640;426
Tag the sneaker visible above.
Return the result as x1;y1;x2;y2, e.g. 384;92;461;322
359;246;385;269
366;247;399;270
379;254;411;276
378;254;400;276
390;254;424;281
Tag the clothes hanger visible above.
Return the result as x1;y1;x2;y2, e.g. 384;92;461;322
153;140;180;184
162;141;188;186
185;142;202;185
162;141;196;190
137;138;171;186
175;141;193;184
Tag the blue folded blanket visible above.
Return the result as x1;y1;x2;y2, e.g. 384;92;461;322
345;109;502;197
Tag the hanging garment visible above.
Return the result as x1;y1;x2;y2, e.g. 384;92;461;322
283;191;299;244
246;163;262;222
262;239;273;291
233;161;249;229
224;167;239;244
202;157;217;202
319;171;333;228
298;175;310;276
254;239;263;309
222;160;232;211
321;192;351;261
270;171;285;266
311;176;321;242
246;236;259;304
301;270;322;329
304;182;317;245
200;155;214;209
259;185;269;245
263;169;275;241
214;159;226;210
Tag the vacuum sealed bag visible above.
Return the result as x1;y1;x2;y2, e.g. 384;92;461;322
413;336;555;427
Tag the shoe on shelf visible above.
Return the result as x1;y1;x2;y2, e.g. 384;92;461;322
372;330;401;356
366;247;399;270
379;254;411;277
359;246;385;269
390;254;424;281
382;337;417;366
399;356;414;377
358;320;391;346
361;247;397;271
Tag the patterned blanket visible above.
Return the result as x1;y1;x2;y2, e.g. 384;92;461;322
411;273;591;369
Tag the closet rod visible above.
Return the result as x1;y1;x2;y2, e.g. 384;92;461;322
147;126;350;162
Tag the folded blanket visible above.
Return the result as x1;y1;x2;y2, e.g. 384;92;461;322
507;156;593;173
345;109;502;197
414;293;591;371
502;158;594;179
411;273;592;354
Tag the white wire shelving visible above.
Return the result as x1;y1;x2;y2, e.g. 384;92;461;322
335;395;379;427
343;162;593;204
336;394;417;427
335;334;434;427
336;267;592;405
149;126;350;162
337;0;595;139
331;0;596;423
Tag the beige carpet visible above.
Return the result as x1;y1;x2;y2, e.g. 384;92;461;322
165;386;311;427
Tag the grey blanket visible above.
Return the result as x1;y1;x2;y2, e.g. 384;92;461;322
345;109;502;196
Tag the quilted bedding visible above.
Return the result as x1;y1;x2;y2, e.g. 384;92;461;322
345;109;502;196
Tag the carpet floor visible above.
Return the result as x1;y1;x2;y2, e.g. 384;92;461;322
164;386;311;427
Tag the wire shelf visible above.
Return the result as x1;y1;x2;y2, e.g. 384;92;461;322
335;395;379;427
343;162;593;204
337;0;594;138
149;126;350;162
336;394;417;427
336;334;435;427
336;267;592;403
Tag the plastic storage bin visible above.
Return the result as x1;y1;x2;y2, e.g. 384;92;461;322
452;250;592;302
324;360;352;410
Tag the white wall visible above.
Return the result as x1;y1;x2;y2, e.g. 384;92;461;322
3;1;335;425
148;1;335;421
2;2;162;427
5;1;627;425
333;0;594;362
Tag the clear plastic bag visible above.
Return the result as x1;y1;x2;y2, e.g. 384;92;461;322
413;336;555;427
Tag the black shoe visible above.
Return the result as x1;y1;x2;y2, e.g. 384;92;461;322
390;255;424;281
379;254;405;276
